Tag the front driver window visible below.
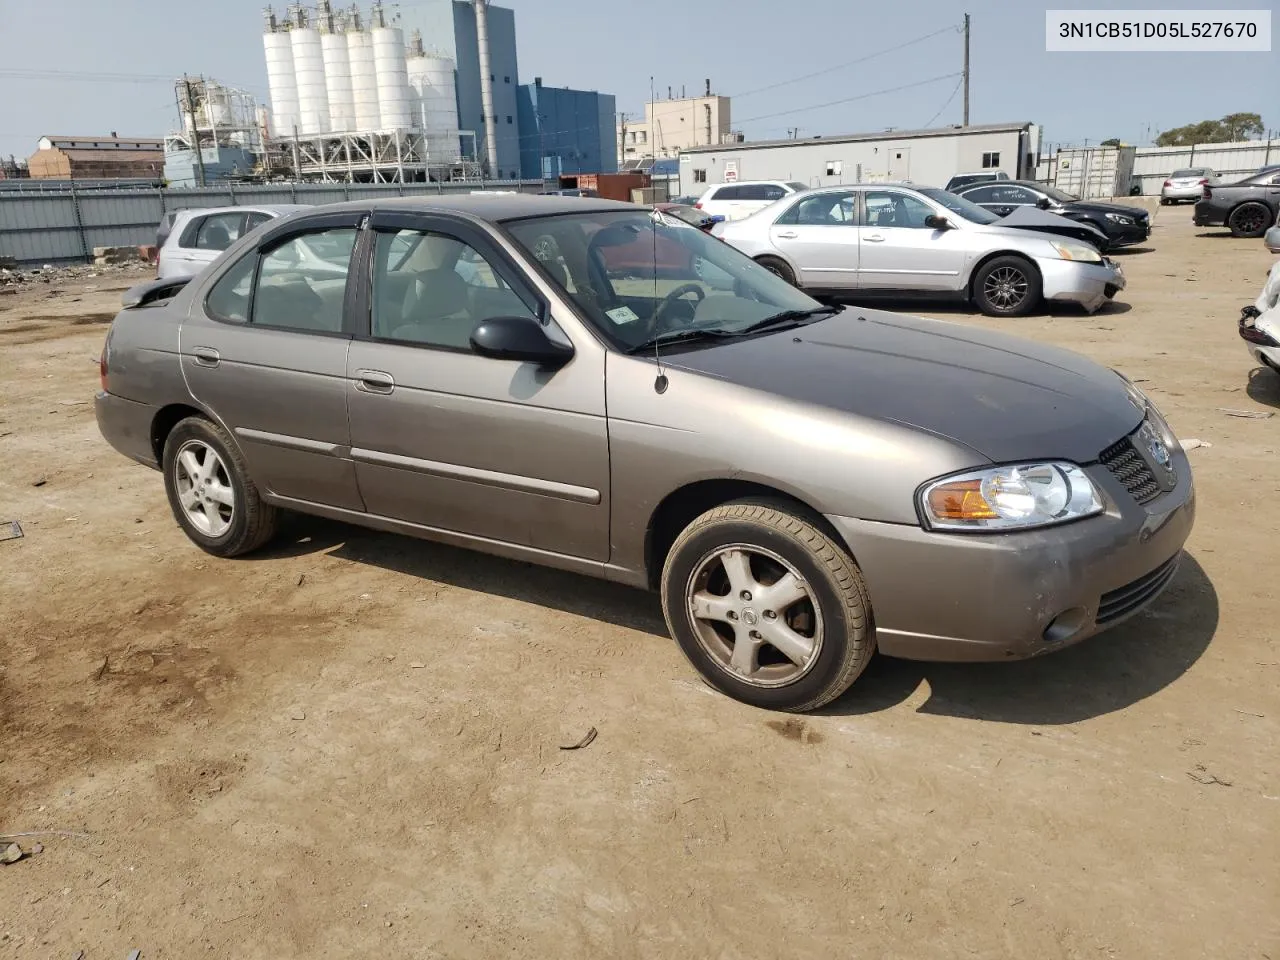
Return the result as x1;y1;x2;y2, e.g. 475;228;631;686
371;230;537;349
863;192;935;228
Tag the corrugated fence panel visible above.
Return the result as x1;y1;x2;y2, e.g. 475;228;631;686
2;180;546;263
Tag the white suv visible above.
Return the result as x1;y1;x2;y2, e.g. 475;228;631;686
156;204;309;279
695;181;808;222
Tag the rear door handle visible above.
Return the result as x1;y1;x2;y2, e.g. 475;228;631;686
192;347;220;367
865;234;886;242
355;369;395;394
775;231;798;239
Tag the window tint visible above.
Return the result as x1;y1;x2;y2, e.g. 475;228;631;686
251;228;356;333
205;253;256;324
711;185;740;201
759;185;786;201
195;212;246;251
779;191;857;226
863;191;936;228
371;230;536;349
988;185;1038;204
245;211;273;230
959;185;998;203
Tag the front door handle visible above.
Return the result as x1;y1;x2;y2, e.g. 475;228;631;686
355;369;395;394
192;346;220;367
864;234;886;242
775;231;798;239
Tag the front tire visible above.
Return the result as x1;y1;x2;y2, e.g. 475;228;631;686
162;416;278;557
660;501;873;712
972;255;1042;317
755;256;797;287
1228;202;1271;239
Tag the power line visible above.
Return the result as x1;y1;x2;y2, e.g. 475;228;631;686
922;75;965;129
728;23;962;100
733;72;965;126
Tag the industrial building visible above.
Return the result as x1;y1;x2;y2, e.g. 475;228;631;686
516;78;616;180
26;135;164;180
676;122;1040;195
262;0;479;182
620;83;733;163
164;78;265;187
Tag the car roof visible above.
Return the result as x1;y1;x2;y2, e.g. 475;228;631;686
283;193;639;223
173;203;310;220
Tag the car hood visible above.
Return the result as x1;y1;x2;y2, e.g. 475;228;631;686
665;308;1143;463
1063;200;1148;218
995;207;1109;246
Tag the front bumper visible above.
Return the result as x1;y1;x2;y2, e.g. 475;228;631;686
825;449;1195;662
95;391;161;469
1036;256;1125;313
1240;312;1280;371
1105;220;1150;247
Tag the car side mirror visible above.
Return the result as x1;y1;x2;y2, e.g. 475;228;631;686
1036;197;1053;210
923;215;951;230
470;315;573;367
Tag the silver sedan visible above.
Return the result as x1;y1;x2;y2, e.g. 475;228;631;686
715;184;1125;317
1160;168;1217;204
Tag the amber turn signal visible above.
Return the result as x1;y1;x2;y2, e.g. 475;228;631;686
926;479;1000;521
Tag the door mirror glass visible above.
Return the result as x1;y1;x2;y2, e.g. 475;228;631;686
470;315;574;367
1036;197;1053;210
923;214;951;230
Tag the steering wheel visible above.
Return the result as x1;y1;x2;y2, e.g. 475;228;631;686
650;283;706;334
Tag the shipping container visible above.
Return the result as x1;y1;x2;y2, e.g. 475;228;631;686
559;172;648;202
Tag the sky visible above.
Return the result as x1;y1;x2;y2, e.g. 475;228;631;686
0;0;1276;161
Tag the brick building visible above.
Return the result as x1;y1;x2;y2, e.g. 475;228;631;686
27;135;164;180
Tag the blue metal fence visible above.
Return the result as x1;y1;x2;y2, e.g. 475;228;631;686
0;180;545;265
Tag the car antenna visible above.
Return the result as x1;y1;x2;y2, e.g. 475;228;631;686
651;210;669;394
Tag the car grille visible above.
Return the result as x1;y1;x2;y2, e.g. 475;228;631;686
1097;555;1180;624
1099;434;1161;504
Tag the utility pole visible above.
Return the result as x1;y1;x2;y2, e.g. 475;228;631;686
292;124;302;182
184;75;208;188
962;14;970;127
618;111;627;167
649;75;655;158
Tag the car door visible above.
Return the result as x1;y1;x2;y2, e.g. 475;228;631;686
767;190;859;289
343;210;610;561
181;209;367;511
856;189;970;291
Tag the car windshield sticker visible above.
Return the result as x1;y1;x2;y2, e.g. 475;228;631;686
606;306;641;325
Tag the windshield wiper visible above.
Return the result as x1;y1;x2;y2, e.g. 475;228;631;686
737;305;840;335
626;327;739;355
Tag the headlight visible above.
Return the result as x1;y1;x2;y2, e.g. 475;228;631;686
1050;240;1102;263
1115;371;1180;450
920;463;1103;532
1104;213;1134;225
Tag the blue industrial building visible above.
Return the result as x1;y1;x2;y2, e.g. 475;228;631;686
163;145;258;187
516;79;617;180
410;0;523;179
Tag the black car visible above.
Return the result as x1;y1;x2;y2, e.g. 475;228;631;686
954;180;1151;248
1194;167;1280;239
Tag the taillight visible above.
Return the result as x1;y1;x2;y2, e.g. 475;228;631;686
1163;180;1172;187
1203;186;1212;199
694;202;702;209
99;335;110;392
1198;178;1208;185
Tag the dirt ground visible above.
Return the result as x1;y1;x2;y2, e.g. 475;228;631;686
2;212;1278;959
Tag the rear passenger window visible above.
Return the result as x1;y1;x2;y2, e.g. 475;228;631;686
252;228;356;333
195;212;247;251
205;254;256;324
758;185;786;201
712;185;740;201
371;229;537;349
245;211;272;231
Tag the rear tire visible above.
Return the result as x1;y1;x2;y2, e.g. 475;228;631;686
1228;202;1271;239
972;255;1042;317
660;500;874;712
162;416;278;558
755;256;797;287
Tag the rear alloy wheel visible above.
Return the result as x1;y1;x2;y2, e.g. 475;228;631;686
162;416;278;557
972;255;1042;317
1228;202;1271;239
755;256;797;286
661;500;873;712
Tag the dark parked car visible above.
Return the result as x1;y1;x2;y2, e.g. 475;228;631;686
1194;167;1280;238
954;181;1151;248
96;195;1193;712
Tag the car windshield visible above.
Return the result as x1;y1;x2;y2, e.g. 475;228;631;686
1036;183;1080;203
505;209;823;351
916;187;1000;225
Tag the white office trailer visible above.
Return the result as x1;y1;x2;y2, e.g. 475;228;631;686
677;123;1040;196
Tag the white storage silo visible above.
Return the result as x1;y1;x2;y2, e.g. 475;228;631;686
347;28;381;131
264;30;300;138
372;25;412;131
322;32;355;132
409;54;461;161
291;25;331;136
